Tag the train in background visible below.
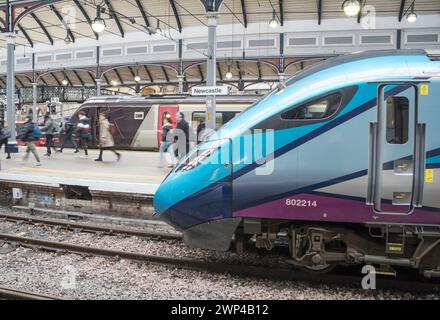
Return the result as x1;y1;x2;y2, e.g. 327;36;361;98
154;50;440;277
69;95;259;150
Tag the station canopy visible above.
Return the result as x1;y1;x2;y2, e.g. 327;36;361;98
1;0;439;48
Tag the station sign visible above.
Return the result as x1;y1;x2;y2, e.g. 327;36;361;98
191;86;230;96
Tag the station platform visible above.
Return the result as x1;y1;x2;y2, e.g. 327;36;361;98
0;147;172;219
0;147;169;195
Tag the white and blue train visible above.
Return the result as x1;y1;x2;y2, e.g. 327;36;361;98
154;50;440;277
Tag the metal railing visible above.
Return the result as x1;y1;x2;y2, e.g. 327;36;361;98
0;86;123;104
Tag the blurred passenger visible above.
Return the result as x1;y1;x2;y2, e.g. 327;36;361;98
58;116;79;153
0;121;11;159
41;112;58;156
174;112;190;158
196;119;206;144
75;111;91;158
158;117;176;168
17;115;41;166
95;113;121;162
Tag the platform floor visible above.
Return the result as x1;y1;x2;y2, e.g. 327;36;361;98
0;147;172;194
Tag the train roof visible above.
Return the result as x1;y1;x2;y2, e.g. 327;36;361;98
285;49;429;87
83;94;261;106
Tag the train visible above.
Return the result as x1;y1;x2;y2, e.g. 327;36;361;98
69;95;259;150
154;49;440;277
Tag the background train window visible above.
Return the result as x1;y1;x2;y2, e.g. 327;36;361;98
191;111;240;132
386;96;409;144
281;93;342;120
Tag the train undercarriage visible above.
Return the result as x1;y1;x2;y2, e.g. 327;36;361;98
235;218;440;278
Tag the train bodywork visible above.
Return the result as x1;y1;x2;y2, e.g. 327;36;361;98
154;50;440;276
70;95;258;150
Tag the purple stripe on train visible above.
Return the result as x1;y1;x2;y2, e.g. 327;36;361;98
233;193;440;225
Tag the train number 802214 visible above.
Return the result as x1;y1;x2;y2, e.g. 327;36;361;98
285;198;318;207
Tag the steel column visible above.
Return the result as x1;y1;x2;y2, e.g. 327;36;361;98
205;12;218;131
32;83;37;117
6;32;17;150
96;79;102;95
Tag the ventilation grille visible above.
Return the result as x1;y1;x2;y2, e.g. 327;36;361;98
288;37;317;46
361;35;391;44
324;36;353;45
127;46;148;55
248;39;275;48
152;44;176;53
16;57;30;65
217;40;241;49
36;55;52;63
102;48;122;57
186;42;208;50
76;51;94;59
407;34;439;43
55;53;73;61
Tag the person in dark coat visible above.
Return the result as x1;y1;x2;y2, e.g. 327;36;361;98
58;116;79;153
41;112;58;156
158;116;176;168
17;115;41;166
0;120;11;159
196;119;206;144
173;112;191;159
74;111;91;158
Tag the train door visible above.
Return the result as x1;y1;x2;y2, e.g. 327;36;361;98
157;105;178;146
367;83;426;214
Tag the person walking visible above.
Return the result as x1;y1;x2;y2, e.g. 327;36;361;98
41;112;57;156
196;119;206;144
58;116;79;153
174;112;191;159
0;121;11;159
17;115;41;166
75;111;91;158
158;117;176;168
95;113;121;162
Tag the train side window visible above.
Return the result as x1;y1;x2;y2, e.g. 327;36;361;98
386;96;409;144
281;93;342;120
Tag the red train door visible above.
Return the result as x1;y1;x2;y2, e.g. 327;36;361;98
157;105;179;146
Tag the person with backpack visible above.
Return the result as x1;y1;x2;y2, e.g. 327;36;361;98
158;116;176;168
41;112;58;156
16;115;41;166
74;111;91;158
58;116;79;153
0;120;11;159
94;112;121;162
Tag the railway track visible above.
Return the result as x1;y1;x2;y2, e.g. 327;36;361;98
0;286;61;300
0;231;438;294
0;212;182;241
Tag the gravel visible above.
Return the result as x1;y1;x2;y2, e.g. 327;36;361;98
0;208;438;300
1;247;437;300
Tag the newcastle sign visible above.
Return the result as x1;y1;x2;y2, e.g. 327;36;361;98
191;86;230;96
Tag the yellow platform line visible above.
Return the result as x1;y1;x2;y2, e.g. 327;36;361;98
8;167;165;181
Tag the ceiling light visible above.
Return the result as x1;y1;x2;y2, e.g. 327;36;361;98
134;75;141;82
111;80;118;86
155;20;162;36
406;11;417;23
225;65;233;79
342;0;361;17
62;78;68;86
406;3;417;23
269;10;278;28
64;36;71;44
92;6;106;33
